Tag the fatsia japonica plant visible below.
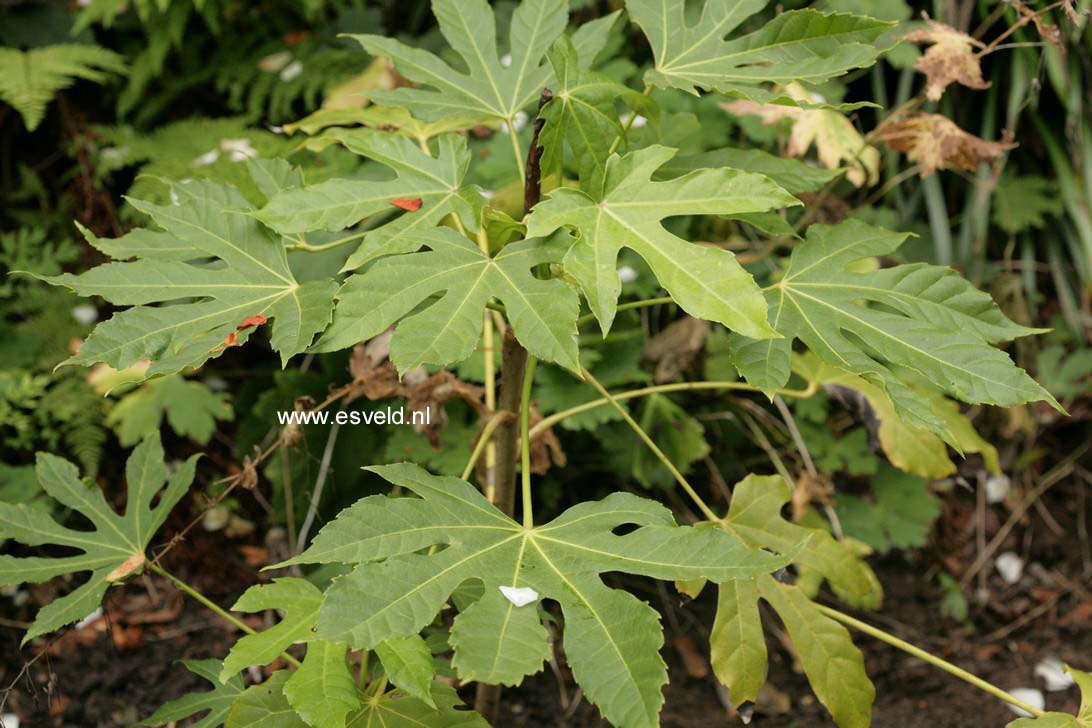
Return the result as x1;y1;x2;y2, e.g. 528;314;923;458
3;0;1090;726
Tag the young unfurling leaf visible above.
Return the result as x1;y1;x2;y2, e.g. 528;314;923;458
0;433;197;643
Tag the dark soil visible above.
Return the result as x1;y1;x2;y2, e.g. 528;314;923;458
2;478;1090;728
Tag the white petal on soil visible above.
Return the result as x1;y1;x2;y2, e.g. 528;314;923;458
498;585;539;607
1035;657;1076;691
1005;688;1045;718
985;474;1011;503
617;265;638;283
1;713;20;728
995;551;1024;584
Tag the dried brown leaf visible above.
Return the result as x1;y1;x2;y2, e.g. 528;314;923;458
904;21;990;101
874;112;1015;177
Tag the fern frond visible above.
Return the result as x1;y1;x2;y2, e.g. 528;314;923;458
0;44;126;131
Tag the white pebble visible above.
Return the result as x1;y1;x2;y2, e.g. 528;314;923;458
995;551;1024;584
1;713;20;728
1005;687;1045;718
985;474;1010;503
1035;657;1076;692
499;586;538;607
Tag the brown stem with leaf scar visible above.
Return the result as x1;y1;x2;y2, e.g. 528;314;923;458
473;87;552;723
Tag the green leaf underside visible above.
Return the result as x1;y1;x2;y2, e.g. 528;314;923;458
0;433;197;643
526;145;798;336
280;463;791;728
346;682;489;728
347;0;615;124
48;181;336;376
226;671;308;728
108;374;232;446
284;640;361;727
654;147;838;196
375;634;437;707
628;0;891;95
257;130;484;269
220;578;323;681
312;227;581;373
752;219;1056;438
143;660;245;728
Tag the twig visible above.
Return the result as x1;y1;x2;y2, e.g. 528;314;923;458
296;419;341;552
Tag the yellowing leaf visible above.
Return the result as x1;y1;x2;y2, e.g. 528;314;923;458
794;352;1001;478
723;83;880;187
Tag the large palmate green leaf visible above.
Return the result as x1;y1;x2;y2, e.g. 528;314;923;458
256;130;484;270
46;181;337;376
313;227;580;373
627;0;891;97
143;660;245;728
525;145;798;335
0;433;197;643
279;463;792;728
744;220;1056;437
347;0;615;125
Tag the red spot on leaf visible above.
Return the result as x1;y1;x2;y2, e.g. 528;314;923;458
237;314;268;331
391;197;423;212
221;332;239;348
